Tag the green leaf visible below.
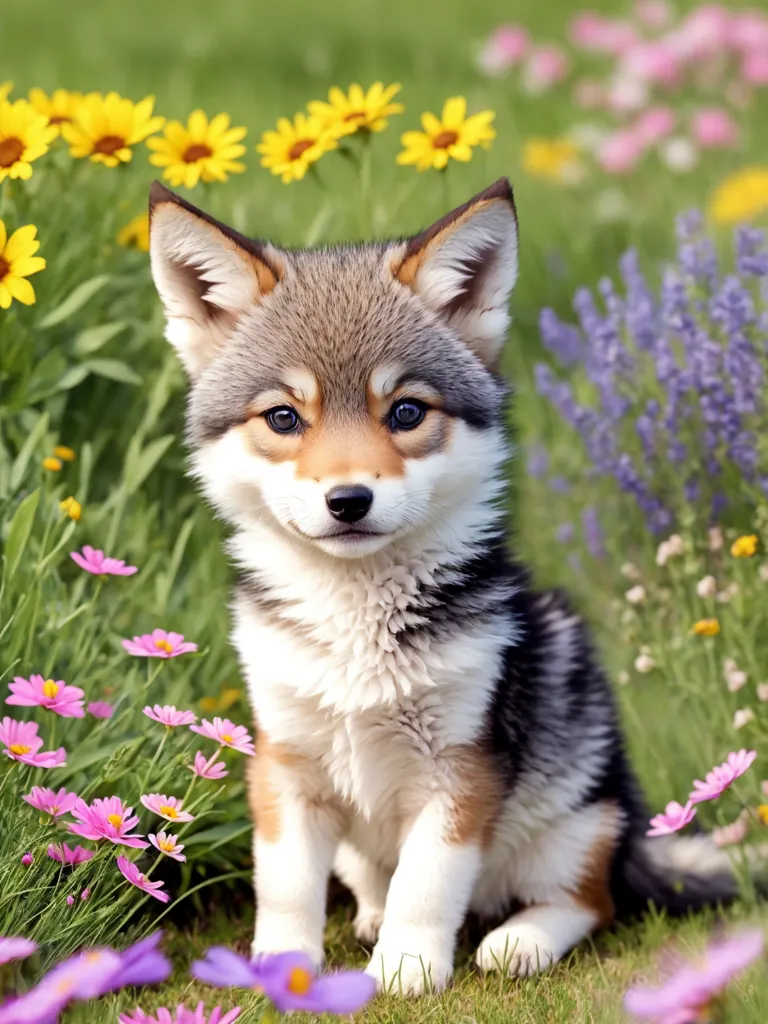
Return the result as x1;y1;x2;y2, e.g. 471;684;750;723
39;275;111;328
55;365;91;392
74;321;127;356
183;821;252;847
155;515;195;611
3;489;40;580
10;411;49;491
84;358;142;386
123;434;175;495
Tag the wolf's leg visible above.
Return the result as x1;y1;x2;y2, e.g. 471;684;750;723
334;841;391;944
475;904;599;976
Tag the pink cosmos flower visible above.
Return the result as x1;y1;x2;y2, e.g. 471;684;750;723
149;831;187;863
120;1003;241;1024
0;717;66;768
570;13;638;55
477;25;529;76
70;545;138;576
47;843;95;866
117;855;170;903
523;45;569;93
23;785;79;817
742;50;768;86
729;11;768;52
68;796;149;849
66;895;75;907
624;929;764;1021
21;853;33;867
140;793;195;823
88;701;115;719
689;749;757;805
598;130;645;174
191;751;229;780
691;108;738;148
634;0;671;29
673;4;733;60
633;106;676;145
0;937;37;965
713;812;749;848
622;42;680;86
143;705;197;728
122;629;198;659
647;800;697;836
81;888;91;901
190;717;255;756
7;674;85;717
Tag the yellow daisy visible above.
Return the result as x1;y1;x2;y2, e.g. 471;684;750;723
0;82;12;102
59;496;82;521
42;456;62;471
54;445;76;461
522;137;583;184
731;534;758;558
257;112;337;184
709;167;768;225
397;97;495;172
0;221;46;309
62;92;164;168
692;618;720;637
28;88;83;136
0;99;57;182
117;212;150;252
147;109;247;188
308;82;403;138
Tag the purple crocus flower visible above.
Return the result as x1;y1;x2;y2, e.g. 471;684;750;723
98;932;172;994
0;938;36;966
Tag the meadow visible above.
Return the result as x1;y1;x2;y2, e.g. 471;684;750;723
1;0;768;1020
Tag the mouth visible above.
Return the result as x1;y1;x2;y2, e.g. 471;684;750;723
289;523;389;543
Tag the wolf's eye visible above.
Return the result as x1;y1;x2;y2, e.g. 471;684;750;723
265;406;300;434
388;399;427;431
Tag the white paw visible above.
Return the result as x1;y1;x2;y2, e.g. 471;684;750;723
252;914;324;969
354;905;384;945
366;929;453;996
475;923;558;978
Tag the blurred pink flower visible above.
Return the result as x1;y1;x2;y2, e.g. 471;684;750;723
634;0;672;28
598;130;645;173
149;831;187;863
0;938;37;965
81;888;91;901
88;701;114;719
117;855;170;904
606;74;649;112
66;895;75;907
742;50;768;85
0;717;66;768
70;545;138;576
729;11;768;52
69;796;149;849
190;717;255;756
47;843;95;866
7;674;85;718
523;45;569;93
143;705;197;728
672;4;733;60
647;800;696;836
689;749;757;805
570;13;638;54
573;77;604;108
21;853;34;867
691;107;738;148
477;24;529;75
623;42;680;85
633;106;676;144
191;751;229;780
120;1003;241;1024
23;785;79;818
140;793;195;823
713;811;749;848
122;629;198;659
624;929;764;1020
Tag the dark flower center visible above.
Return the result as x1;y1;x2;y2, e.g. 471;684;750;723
0;257;9;281
49;115;71;125
433;130;459;149
93;134;126;156
288;139;314;161
343;110;366;122
183;143;213;163
0;137;24;167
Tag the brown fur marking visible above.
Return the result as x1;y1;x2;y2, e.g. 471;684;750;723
445;743;504;847
248;734;284;844
570;801;619;927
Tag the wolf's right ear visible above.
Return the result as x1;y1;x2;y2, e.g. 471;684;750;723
148;182;283;378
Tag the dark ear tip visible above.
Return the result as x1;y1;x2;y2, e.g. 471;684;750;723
148;180;178;211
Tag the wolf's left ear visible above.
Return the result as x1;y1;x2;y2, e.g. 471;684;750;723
148;182;283;378
394;178;518;368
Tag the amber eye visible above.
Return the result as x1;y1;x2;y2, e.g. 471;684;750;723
388;399;427;431
265;406;301;434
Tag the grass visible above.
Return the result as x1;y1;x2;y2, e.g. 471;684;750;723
1;0;768;1020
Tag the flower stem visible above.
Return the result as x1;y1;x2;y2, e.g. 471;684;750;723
139;728;169;795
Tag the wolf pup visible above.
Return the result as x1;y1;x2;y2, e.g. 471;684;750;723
149;178;734;995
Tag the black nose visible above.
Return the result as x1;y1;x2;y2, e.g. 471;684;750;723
325;485;373;524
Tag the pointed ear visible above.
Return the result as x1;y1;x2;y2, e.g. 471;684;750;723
148;181;284;378
393;178;519;368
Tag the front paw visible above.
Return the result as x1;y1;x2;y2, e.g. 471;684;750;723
252;912;324;969
365;928;453;996
354;904;384;945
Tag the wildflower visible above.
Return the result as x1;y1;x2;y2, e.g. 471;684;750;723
724;663;748;692
647;800;696;836
758;683;768;702
0;938;37;965
191;751;228;780
731;534;758;558
22;785;79;817
47;843;95;866
617;670;630;686
116;855;170;904
397;96;495;172
7;673;85;717
689;749;757;805
308;83;403;138
59;496;82;521
42;456;61;471
624;929;764;1022
102;932;172;993
192;948;375;1015
71;545;138;576
88;700;114;719
81;888;90;900
21;853;33;866
734;708;755;730
709;167;768;225
717;583;740;604
522;45;569;93
190;717;255;756
0;99;57;182
141;793;195;823
143;705;197;728
148;110;247;188
149;831;186;863
621;562;641;581
692;618;720;636
69;796;149;849
743;50;768;85
257;112;337;183
656;535;684;566
0;83;12;102
62;92;164;166
199;688;242;714
123;628;197;658
634;653;656;674
118;213;150;252
625;585;646;605
597;130;644;174
759;563;768;582
54;445;76;461
696;575;717;598
713;812;749;848
66;895;75;906
633;106;675;146
0;221;46;309
708;527;724;552
0;717;66;767
477;25;529;76
120;1003;241;1024
521;138;582;184
27;88;83;134
692;108;738;150
569;13;637;54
